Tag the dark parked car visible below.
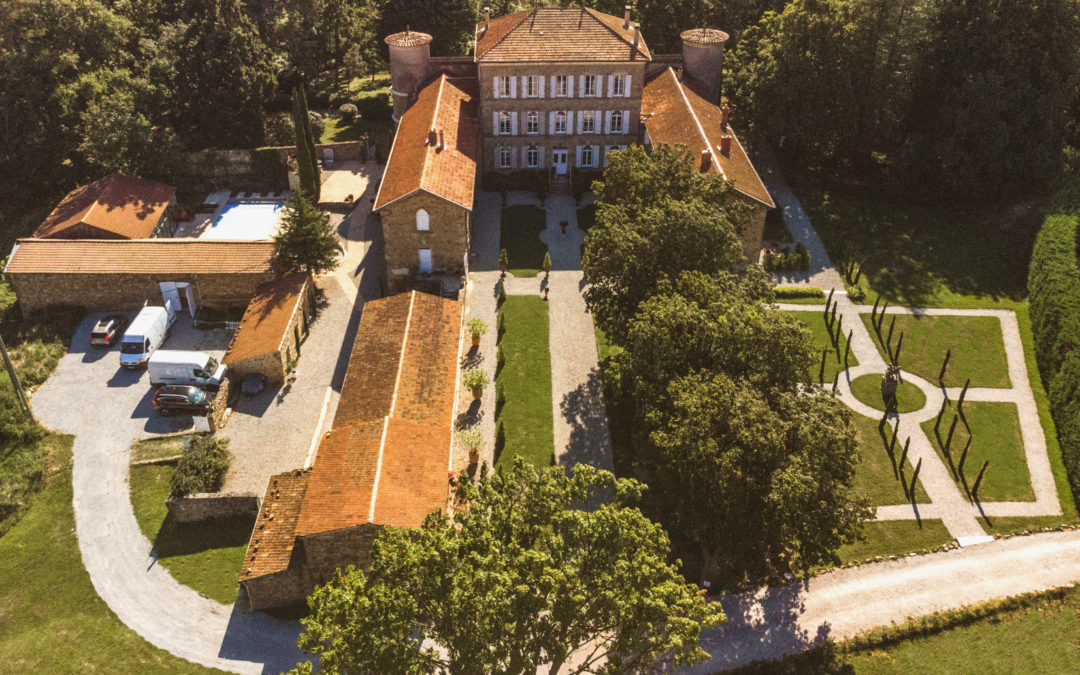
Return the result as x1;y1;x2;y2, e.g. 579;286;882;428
152;385;212;416
89;314;128;348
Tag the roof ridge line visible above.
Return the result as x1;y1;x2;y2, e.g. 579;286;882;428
584;7;647;58
668;67;723;175
419;75;448;189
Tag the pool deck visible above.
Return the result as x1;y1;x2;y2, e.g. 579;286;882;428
173;191;290;240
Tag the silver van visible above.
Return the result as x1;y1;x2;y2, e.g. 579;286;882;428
147;350;227;391
119;307;173;369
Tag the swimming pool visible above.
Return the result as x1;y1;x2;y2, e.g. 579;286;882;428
203;201;285;240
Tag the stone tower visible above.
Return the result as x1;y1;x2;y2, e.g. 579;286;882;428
680;28;730;103
385;29;433;122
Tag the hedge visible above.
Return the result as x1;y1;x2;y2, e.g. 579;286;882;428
774;286;825;300
1028;213;1080;505
169;435;232;498
763;243;811;273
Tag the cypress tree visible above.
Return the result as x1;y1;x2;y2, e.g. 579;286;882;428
299;84;320;201
291;87;317;199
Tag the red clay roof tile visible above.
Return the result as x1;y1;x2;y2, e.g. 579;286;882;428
34;173;175;240
2;238;276;276
222;273;309;365
475;7;650;62
239;469;311;581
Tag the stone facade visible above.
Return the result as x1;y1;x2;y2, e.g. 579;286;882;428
166;491;260;523
738;202;768;263
224;280;313;384
7;271;270;315
478;64;645;172
380;191;470;290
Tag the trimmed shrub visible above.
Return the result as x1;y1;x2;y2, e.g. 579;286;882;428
307;111;326;144
774;287;825;300
264;112;295;146
169;435;231;498
338;103;358;122
763;243;811;273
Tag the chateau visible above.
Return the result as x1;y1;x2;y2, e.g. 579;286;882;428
374;5;774;285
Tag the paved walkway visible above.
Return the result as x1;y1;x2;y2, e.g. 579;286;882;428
690;528;1080;671
463;191;612;470
29;163;385;674
753;149;845;291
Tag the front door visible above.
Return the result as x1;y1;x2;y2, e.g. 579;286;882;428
418;248;433;275
552;150;568;175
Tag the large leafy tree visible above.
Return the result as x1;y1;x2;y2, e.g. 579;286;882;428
582;145;749;344
291;460;723;674
173;0;276;149
274;195;341;274
613;272;869;586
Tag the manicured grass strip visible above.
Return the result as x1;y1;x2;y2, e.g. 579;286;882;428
500;205;548;277
131;435;187;463
130;462;253;604
850;373;926;414
851;412;929;505
495;296;554;469
835;519;953;566
860;313;1011;388
0;437;215;673
780;310;858;383
920;401;1033;503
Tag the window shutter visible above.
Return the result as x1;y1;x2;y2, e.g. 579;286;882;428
511;112;518;136
603;146;610;168
549;111;556;134
510;77;517;98
520;76;528;97
576;112;583;134
579;75;586;97
538;76;545;98
493;111;500;135
576;145;583;167
538;146;545;168
566;111;574;134
607;75;614;97
623;110;631;134
593;145;600;167
493;77;500;99
623;75;631;97
595;110;602;133
567;75;574;97
550;75;556;97
494;145;501;166
604;111;612;134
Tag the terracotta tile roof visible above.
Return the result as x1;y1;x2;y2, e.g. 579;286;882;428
33;173;175;240
642;68;775;208
223;273;309;365
475;8;650;62
294;291;463;536
385;29;433;47
239;469;311;581
3;239;276;276
373;75;479;211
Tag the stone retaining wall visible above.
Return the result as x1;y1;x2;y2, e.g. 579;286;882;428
166;491;261;523
206;377;232;433
180;140;369;191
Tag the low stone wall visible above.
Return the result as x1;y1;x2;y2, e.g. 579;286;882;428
206;377;232;433
166;491;261;523
180;140;369;191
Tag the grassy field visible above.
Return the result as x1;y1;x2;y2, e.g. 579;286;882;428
129;451;252;604
782;309;858;382
860;313;1011;388
0;437;216;673
850;373;927;413
500;205;548;277
920;402;1032;503
851;412;929;505
495;296;554;469
737;585;1080;673
834;520;953;566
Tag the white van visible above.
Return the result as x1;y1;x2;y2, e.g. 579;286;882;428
119;306;173;369
147;350;227;391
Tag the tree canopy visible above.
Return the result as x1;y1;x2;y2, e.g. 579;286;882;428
274;195;341;274
291;460;723;674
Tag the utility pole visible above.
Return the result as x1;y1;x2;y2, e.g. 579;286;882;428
0;334;31;420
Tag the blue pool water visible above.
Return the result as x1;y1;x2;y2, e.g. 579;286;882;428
204;201;285;240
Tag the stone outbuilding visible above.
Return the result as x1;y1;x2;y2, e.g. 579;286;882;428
2;239;276;315
373;73;480;292
32;172;177;240
239;291;464;610
221;273;314;384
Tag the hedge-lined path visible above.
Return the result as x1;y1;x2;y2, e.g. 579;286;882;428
689;528;1080;672
775;298;1062;541
754;148;845;291
465;191;611;471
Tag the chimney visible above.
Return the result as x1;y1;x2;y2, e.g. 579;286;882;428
720;135;732;157
700;149;712;172
483;6;490;32
623;5;631;29
438;129;445;150
632;24;641;52
427;129;438;145
720;103;729;131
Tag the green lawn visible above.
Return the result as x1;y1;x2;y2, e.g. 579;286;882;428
920;401;1032;503
495;296;554;469
782;309;858;382
500;205;548;277
850;373;927;414
737;585;1080;674
851;412;929;505
129;458;253;604
834;519;953;566
0;437;217;673
860;313;1011;388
